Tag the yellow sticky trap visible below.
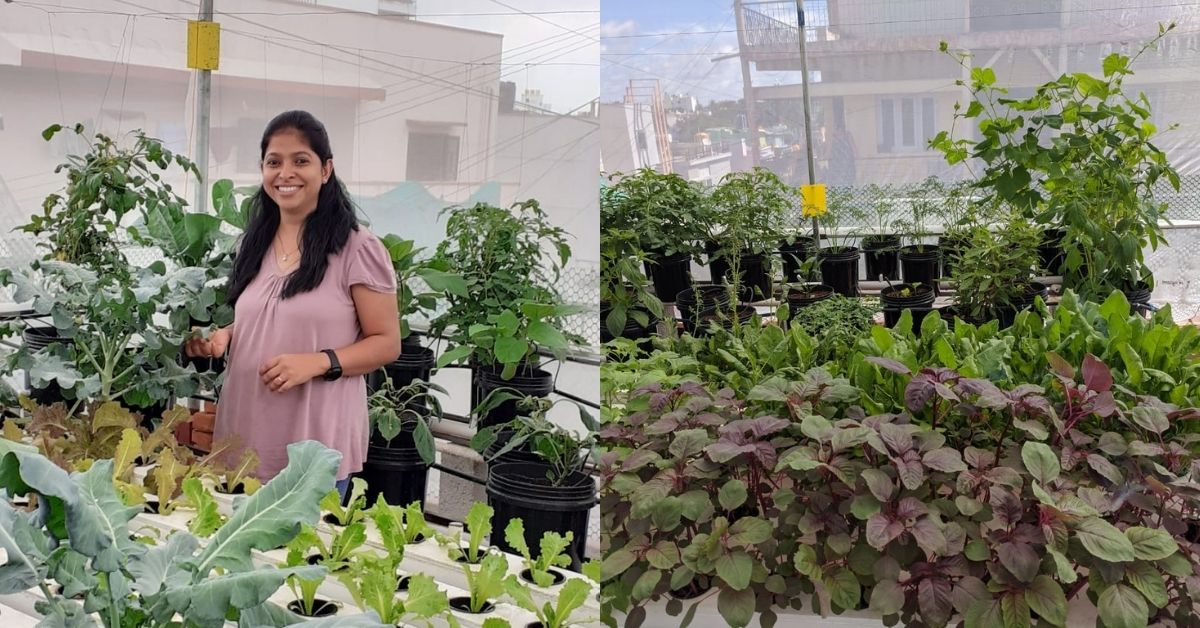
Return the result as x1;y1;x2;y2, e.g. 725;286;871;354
801;183;827;218
187;20;221;71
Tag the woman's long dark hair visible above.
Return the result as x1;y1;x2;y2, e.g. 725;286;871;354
227;110;359;305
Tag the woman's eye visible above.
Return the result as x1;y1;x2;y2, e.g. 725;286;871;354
296;159;309;166
265;160;279;167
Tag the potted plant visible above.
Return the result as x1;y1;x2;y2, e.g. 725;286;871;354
879;281;936;330
604;169;709;302
787;295;879;365
815;196;863;297
706;168;791;302
931;30;1180;309
892;176;945;293
599;223;663;345
430;200;582;425
360;377;443;509
473;393;597;569
370;235;466;392
859;183;901;281
946;215;1044;327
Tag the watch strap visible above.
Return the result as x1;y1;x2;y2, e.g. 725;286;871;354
321;349;343;381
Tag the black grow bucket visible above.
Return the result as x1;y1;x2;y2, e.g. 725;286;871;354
644;251;693;303
862;236;901;282
899;246;941;294
818;248;861;297
367;346;437;393
675;285;731;332
704;241;729;287
784;285;835;318
487;462;596;570
689;304;756;338
474;366;555;430
23;326;71;406
1038;228;1066;276
599;305;658;346
732;253;773;303
358;443;429;510
880;284;936;329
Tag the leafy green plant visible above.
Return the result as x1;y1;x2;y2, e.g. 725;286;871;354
788;295;879;365
891;176;948;253
366;497;429;572
504;518;573;587
815;186;862;253
707;167;791;257
341;556;448;626
459;553;510;614
205;445;263;495
285;526;329;618
367;377;443;464
603;168;710;259
599;219;663;339
472;392;597;486
444;501;494;565
379;234;467;341
950;216;1041;322
321;477;369;526
181;476;224;537
431;200;583;378
0;439;386;628
504;576;596;628
932;27;1180;300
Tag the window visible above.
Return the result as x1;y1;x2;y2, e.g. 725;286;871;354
406;132;460;182
877;97;936;153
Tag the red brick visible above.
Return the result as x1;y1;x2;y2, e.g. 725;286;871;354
191;411;216;433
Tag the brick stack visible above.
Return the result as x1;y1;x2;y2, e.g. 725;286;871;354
176;401;217;453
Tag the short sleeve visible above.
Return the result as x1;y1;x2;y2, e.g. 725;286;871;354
345;230;397;293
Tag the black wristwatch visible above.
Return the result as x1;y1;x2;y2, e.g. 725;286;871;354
321;349;343;381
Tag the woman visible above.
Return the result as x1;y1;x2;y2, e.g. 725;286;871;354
185;110;400;496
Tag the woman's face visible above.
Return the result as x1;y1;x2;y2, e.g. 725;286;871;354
261;128;332;216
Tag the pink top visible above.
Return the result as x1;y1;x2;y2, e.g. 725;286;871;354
214;226;397;480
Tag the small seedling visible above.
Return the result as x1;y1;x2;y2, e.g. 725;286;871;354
504;576;596;628
320;477;368;526
505;518;572;587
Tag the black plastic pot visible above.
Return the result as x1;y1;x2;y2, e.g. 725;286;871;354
1124;283;1153;316
487;462;596;570
731;252;773;302
474;365;555;430
818;247;861;297
449;597;496;615
778;236;817;283
899;245;941;294
784;284;835;317
938;235;969;278
358;441;429;510
675;284;731;332
689;304;756;337
862;235;901;282
704;241;729;286
880;284;936;329
599;304;659;345
23;326;70;406
367;346;436;393
644;251;693;303
1038;228;1067;276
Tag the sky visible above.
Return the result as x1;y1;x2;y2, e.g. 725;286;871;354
600;0;748;105
419;0;600;114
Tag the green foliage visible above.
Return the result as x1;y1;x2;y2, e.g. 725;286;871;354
708;167;792;257
603;168;710;259
0;440;366;628
472;393;596;486
320;477;369;526
932;28;1181;299
340;556;447;626
181;476;223;537
379;234;467;340
366;497;429;569
950;217;1041;321
460;553;509;614
788;295;879;365
430;200;583;377
599;186;663;339
366;378;442;464
503;518;573;587
504;576;596;628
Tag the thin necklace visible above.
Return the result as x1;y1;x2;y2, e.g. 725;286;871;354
275;232;300;263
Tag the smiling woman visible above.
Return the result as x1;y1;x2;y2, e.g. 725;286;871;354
184;110;401;497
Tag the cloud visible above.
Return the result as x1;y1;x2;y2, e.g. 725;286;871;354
600;19;638;38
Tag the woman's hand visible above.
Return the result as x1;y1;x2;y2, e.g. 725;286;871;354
185;327;231;358
260;353;328;393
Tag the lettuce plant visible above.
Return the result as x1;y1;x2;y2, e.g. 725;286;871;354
458;553;509;614
368;497;430;565
321;477;368;526
504;518;572;587
340;555;448;626
504;576;596;628
444;501;493;565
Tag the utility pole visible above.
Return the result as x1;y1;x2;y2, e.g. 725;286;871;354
733;0;760;167
796;0;820;243
190;0;216;213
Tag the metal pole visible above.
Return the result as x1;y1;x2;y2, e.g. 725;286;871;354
796;0;821;246
733;0;760;167
192;0;214;213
